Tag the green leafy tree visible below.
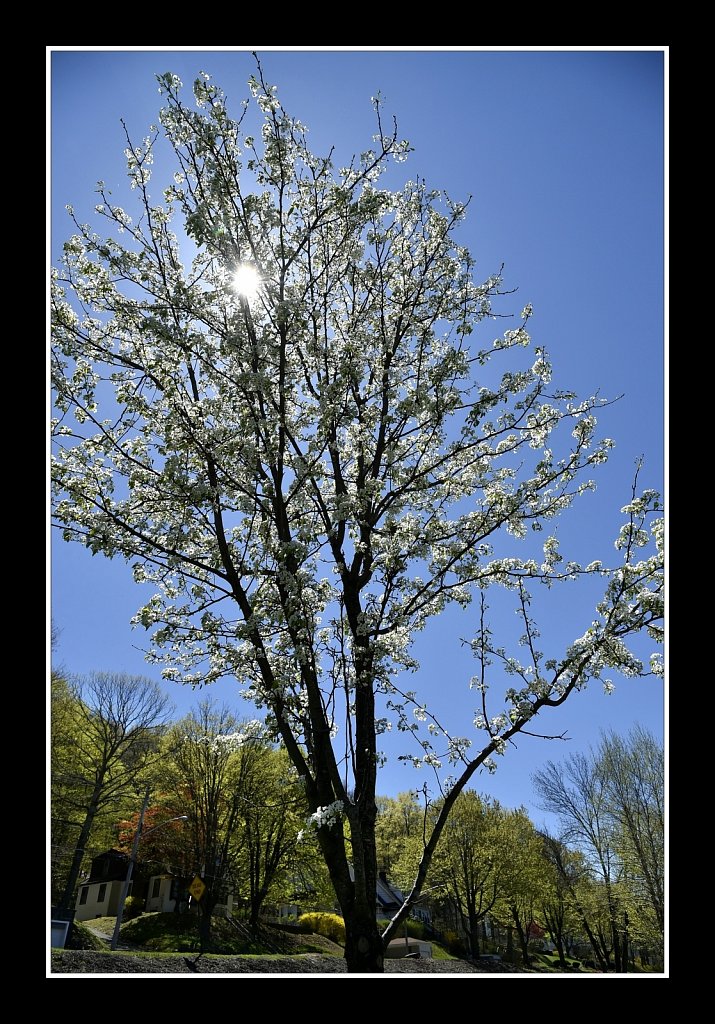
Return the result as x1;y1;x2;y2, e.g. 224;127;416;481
165;700;265;947
419;792;511;959
51;672;85;904
539;833;587;967
52;59;663;971
230;745;307;930
53;672;171;912
494;809;547;966
375;792;422;876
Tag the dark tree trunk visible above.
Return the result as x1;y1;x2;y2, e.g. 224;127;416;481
581;915;609;971
468;911;481;959
57;782;103;912
611;919;622;972
511;909;531;966
249;884;270;933
505;924;515;964
343;906;385;973
198;897;217;951
315;803;385;973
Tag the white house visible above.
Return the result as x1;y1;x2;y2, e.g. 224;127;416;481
75;877;131;921
75;849;132;921
144;873;235;917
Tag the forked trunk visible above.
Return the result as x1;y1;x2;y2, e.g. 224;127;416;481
343;908;385;973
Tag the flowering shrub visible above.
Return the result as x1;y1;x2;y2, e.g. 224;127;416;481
298;912;346;946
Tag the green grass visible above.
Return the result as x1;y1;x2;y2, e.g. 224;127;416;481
89;912;343;956
533;952;587;972
120;912;261;954
430;942;457;960
66;920;108;951
81;916;115;937
70;912;451;962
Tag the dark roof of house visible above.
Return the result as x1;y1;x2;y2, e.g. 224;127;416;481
86;849;130;883
376;874;404;911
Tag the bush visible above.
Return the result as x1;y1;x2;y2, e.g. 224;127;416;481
123;895;144;921
297;912;345;946
441;929;467;957
377;918;425;940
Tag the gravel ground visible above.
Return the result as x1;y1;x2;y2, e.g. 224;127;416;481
51;951;531;975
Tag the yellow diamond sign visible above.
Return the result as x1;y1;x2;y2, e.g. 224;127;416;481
188;875;206;901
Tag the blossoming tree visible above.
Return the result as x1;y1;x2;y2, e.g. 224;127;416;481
52;62;663;972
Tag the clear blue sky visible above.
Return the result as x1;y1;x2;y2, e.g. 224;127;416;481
50;48;665;828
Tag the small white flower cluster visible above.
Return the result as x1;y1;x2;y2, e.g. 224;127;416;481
306;800;344;832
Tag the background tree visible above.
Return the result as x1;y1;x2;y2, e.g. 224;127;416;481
52;61;663;971
229;745;306;930
416;791;510;959
166;700;267;947
117;799;194;881
51;672;84;904
534;751;623;967
532;728;664;971
375;792;422;877
599;726;664;963
539;832;586;968
494;808;547;966
54;672;171;912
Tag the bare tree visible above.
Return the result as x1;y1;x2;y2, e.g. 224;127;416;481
599;727;664;960
533;729;664;971
54;672;172;912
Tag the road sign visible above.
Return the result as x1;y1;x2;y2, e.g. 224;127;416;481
188;875;206;901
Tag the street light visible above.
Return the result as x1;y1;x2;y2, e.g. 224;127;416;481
110;787;188;951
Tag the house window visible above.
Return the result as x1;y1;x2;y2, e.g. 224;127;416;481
97;883;107;903
151;878;161;899
79;887;88;906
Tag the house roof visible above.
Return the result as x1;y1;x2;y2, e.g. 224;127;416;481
376;875;404;910
346;864;405;910
86;848;130;883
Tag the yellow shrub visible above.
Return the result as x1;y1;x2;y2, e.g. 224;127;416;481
298;912;346;946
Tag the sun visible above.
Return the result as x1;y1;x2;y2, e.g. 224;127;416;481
232;263;261;301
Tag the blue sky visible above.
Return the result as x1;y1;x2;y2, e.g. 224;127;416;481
50;48;665;827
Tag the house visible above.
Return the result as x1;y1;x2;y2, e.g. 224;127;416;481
144;873;183;914
75;850;233;922
376;871;431;926
75;849;133;921
376;871;403;917
145;873;235;917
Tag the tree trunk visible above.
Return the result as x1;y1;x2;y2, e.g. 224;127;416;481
249;884;269;933
57;782;103;912
581;915;609;971
317;809;384;973
198;898;216;951
511;908;531;966
468;911;481;959
343;905;385;973
611;917;622;972
505;924;515;964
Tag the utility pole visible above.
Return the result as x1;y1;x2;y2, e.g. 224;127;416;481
111;786;151;951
